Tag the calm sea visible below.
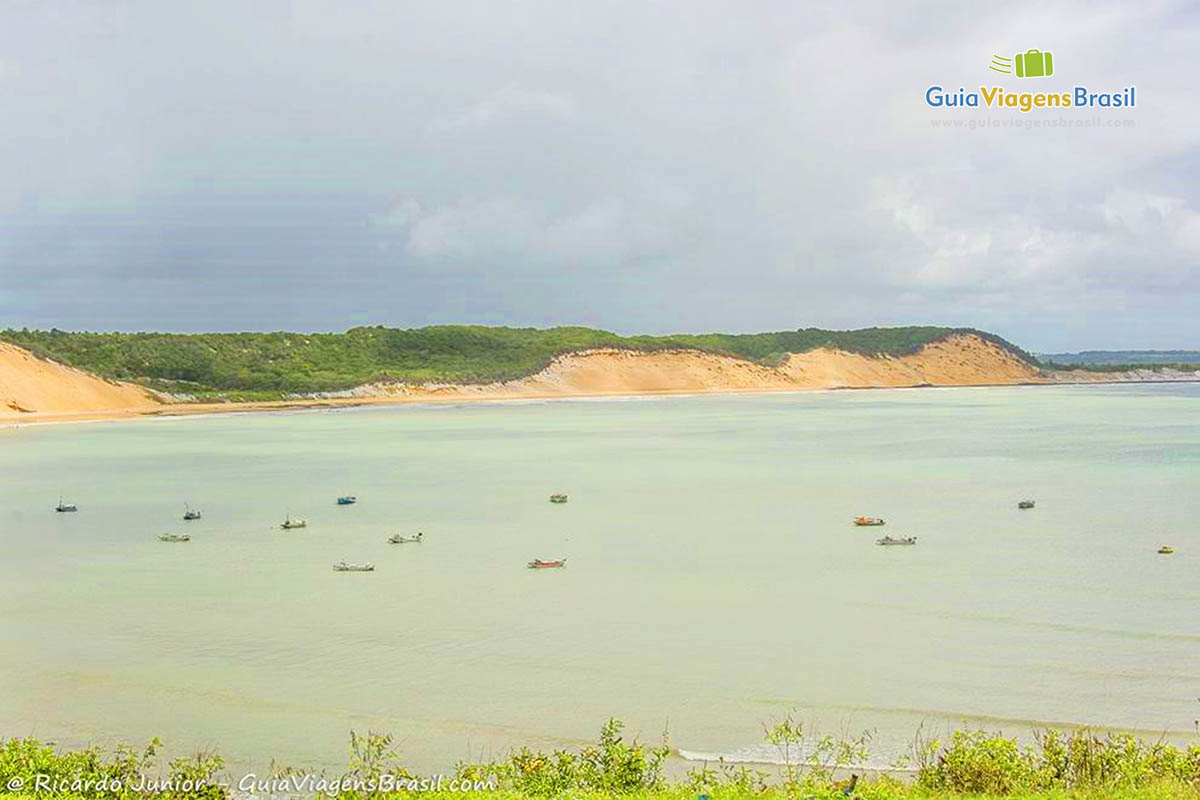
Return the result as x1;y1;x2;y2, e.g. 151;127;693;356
2;384;1198;773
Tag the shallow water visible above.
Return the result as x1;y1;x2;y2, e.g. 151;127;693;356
2;384;1198;773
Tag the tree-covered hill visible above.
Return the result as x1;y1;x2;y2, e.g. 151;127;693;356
0;325;1036;399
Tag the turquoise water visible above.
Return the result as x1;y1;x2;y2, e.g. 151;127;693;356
2;384;1198;773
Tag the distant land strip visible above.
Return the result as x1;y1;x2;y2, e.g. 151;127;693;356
1;325;1196;424
0;325;1036;399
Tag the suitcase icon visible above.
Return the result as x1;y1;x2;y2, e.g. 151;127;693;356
1014;49;1053;78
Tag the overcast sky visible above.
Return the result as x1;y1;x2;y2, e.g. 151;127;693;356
1;1;1197;350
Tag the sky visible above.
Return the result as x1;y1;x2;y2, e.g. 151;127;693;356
0;1;1197;351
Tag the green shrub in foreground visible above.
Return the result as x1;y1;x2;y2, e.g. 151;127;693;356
0;737;224;799
912;728;1200;796
2;717;1199;798
455;719;668;795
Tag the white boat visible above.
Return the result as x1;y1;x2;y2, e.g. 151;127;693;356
183;504;201;520
549;493;568;504
56;496;78;513
1017;500;1036;509
158;533;191;542
281;516;308;529
388;532;423;544
876;535;917;546
332;561;374;572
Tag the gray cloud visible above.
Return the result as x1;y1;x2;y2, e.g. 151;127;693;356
0;0;1197;349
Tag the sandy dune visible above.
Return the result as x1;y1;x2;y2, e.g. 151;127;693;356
406;348;799;397
0;342;160;421
0;333;1056;425
777;334;1043;388
363;333;1044;399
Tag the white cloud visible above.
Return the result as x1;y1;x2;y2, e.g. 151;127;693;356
1100;189;1200;258
1101;190;1184;233
372;183;696;268
873;179;993;287
428;85;576;133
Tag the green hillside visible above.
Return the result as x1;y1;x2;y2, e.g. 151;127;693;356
0;325;1037;399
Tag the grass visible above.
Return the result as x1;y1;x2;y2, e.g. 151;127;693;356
0;325;1037;399
2;717;1197;799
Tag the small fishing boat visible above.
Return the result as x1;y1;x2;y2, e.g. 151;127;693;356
55;497;78;513
158;533;191;542
387;532;423;544
183;504;201;520
528;558;567;569
281;516;308;529
1158;545;1175;554
337;496;357;505
549;493;568;504
332;561;374;572
876;535;917;546
854;516;885;526
1017;500;1036;509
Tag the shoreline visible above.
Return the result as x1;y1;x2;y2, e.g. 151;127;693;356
5;376;1198;428
5;334;1197;428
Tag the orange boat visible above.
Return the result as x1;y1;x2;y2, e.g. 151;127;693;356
528;558;567;569
854;516;885;526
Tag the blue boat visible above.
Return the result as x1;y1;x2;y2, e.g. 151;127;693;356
337;496;357;505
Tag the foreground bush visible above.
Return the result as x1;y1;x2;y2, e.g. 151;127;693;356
2;717;1199;798
0;737;224;799
910;728;1200;795
454;719;668;795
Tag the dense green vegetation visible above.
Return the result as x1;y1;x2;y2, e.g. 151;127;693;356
2;718;1198;799
0;325;1037;399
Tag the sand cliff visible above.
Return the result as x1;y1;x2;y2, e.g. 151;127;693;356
0;333;1132;425
347;333;1044;399
0;341;160;422
776;334;1043;388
